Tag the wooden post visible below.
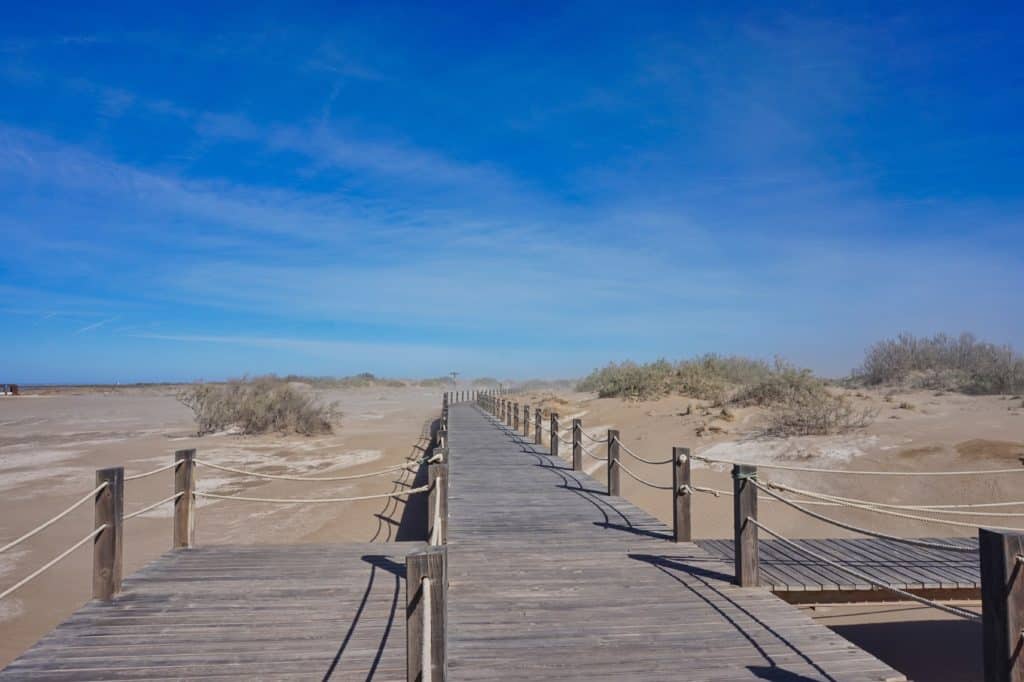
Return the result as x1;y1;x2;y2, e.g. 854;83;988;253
173;449;196;549
732;464;758;587
534;409;542;445
980;528;1024;682
607;430;620;496
550;413;559;458
673;447;691;542
514;402;520;431
523;405;530;438
428;463;449;545
93;466;124;601
572;419;582;472
407;546;447;682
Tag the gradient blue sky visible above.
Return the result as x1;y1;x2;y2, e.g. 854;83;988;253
2;2;1022;383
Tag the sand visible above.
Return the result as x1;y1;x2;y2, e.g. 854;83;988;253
0;385;441;667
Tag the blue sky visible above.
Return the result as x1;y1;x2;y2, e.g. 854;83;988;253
2;2;1022;383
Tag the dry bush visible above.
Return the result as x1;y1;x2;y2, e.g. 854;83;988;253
177;378;336;436
576;360;674;400
577;355;777;403
766;392;877;437
732;360;823;407
855;333;1024;394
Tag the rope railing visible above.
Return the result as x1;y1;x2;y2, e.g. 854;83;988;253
195;483;432;505
769;483;1024;517
125;460;182;481
0;482;108;555
581;443;606;461
681;483;841;507
193;458;421;482
611;459;674;490
124;492;184;522
0;525;107;602
689;452;1024;476
752;480;978;553
581;431;608;444
748;517;981;621
761;480;1024;533
611;437;673;465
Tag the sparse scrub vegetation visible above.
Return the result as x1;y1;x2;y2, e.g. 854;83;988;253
177;378;336;435
579;355;877;436
766;392;876;437
855;333;1024;394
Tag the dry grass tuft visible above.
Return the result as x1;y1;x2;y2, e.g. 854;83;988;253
177;378;337;436
765;392;877;437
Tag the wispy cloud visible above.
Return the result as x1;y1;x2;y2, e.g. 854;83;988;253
73;317;119;335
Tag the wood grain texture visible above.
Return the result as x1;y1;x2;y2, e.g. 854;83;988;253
444;405;904;681
733;464;759;587
2;543;421;680
980;528;1024;682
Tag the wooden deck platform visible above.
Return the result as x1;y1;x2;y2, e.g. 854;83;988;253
0;543;418;680
446;405;905;681
697;537;980;602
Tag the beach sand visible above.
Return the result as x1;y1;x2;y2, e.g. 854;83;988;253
0;385;441;667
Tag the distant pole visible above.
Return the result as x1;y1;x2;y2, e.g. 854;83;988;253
523;405;530;438
550;413;559;458
732;465;759;587
173;449;196;549
980;528;1024;682
673;447;691;542
534;409;542;445
514;402;520;431
93;466;124;601
572;419;582;472
607;430;620;496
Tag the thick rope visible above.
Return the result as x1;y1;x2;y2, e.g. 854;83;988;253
681;484;840;506
194;459;418;481
612;460;674;490
754;481;982;550
690;453;1024;476
581;443;607;461
749;518;980;621
421;577;433;682
429;476;442;546
125;460;182;481
124;493;184;521
775;485;1024;517
195;483;431;505
582;431;608;444
612;437;673;465
0;525;107;601
0;483;108;555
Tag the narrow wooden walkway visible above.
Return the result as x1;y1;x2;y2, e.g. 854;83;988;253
0;543;417;680
697;537;979;601
446;405;905;681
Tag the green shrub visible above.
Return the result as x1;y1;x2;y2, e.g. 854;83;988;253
177;378;336;435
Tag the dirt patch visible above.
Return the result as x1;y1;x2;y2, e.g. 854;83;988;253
896;445;944;459
955;439;1024;460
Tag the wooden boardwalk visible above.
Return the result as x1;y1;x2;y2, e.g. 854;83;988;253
0;543;417;680
698;537;979;601
445;405;905;681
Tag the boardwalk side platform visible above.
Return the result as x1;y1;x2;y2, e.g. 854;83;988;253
698;537;980;602
446;405;906;681
0;543;419;680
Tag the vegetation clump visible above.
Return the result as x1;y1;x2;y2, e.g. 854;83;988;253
854;333;1024;394
578;355;876;436
177;378;336;436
